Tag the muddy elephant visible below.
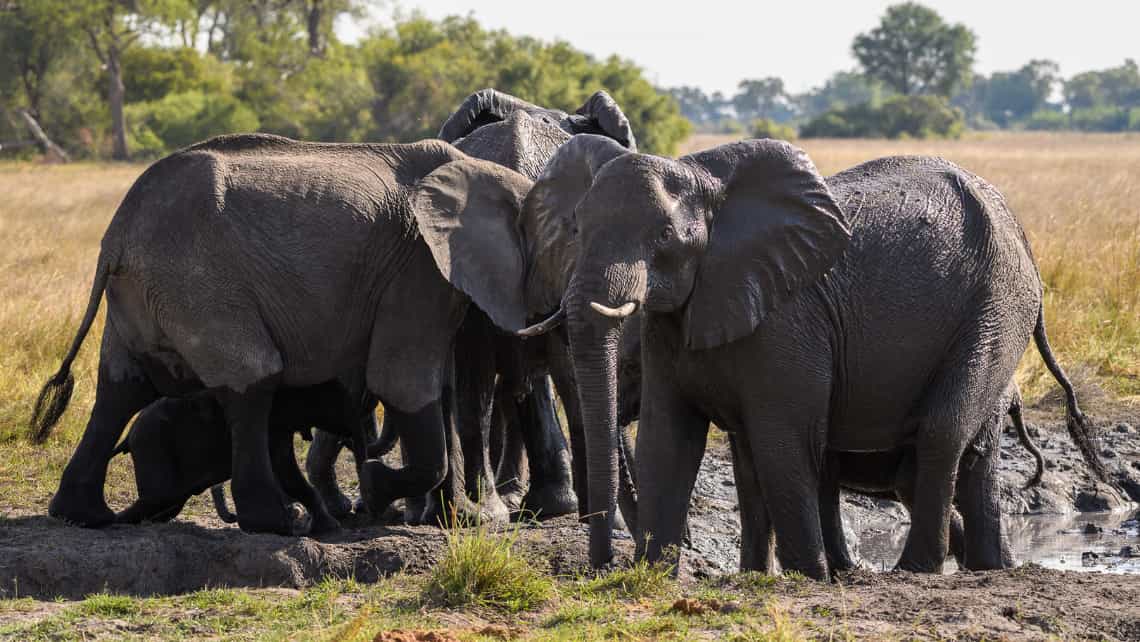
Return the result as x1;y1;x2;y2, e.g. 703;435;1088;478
512;136;1105;577
304;89;640;526
29;134;562;535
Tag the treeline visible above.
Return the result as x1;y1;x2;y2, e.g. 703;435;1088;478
0;1;690;160
668;3;1140;139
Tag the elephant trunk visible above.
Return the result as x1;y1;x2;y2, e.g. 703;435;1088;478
565;265;643;568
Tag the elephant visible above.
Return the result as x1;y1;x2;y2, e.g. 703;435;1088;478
110;380;376;533
509;136;1106;577
303;89;640;526
29;134;558;535
770;379;1047;573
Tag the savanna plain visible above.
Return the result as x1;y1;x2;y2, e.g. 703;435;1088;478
1;132;1139;640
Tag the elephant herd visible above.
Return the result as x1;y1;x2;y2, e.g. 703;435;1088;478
29;88;1105;580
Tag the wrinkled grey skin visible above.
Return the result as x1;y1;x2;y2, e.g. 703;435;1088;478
507;136;1104;576
304;89;640;526
30;135;547;535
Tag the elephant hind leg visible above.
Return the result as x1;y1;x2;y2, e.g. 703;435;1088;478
221;383;308;536
271;431;340;534
954;416;1012;570
50;325;158;528
896;359;1009;573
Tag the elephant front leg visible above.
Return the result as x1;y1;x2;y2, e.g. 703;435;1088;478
221;384;310;536
271;431;340;534
305;429;353;518
361;401;447;519
634;383;708;573
521;375;578;519
729;433;775;573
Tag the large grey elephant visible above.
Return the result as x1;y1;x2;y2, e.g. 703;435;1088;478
303;89;641;526
504;136;1105;577
29;134;555;535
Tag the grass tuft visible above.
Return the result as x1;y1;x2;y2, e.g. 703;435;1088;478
78;593;140;617
577;558;677;600
422;505;553;612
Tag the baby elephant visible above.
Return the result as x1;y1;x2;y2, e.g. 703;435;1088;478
112;382;368;534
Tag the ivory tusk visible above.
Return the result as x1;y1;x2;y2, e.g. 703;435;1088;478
516;308;566;337
589;301;637;318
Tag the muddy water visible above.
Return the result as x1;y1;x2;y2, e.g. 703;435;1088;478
853;507;1140;574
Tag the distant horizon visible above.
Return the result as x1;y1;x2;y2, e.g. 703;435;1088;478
338;1;1139;96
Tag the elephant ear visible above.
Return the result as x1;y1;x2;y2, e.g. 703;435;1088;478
565;91;637;151
680;139;850;350
411;158;535;332
437;89;539;143
521;134;631;314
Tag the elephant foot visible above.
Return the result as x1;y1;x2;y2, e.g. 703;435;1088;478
421;493;508;528
521;482;578;519
404;495;427;525
499;489;525;513
315;486;354;520
49;487;115;528
308;509;342;535
237;501;312;536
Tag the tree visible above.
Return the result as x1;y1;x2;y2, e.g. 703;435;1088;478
797;70;889;119
980;59;1059;126
733;77;791;122
73;0;192;159
852;2;976;97
0;1;77;119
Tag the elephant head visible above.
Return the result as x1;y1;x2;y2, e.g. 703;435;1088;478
518;136;851;566
439;89;636;181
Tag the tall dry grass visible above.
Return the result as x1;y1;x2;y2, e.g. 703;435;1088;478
0;133;1136;509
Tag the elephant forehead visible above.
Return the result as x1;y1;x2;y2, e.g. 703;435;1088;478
588;157;683;215
455;116;571;180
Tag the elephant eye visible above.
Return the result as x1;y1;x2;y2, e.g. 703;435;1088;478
658;226;674;243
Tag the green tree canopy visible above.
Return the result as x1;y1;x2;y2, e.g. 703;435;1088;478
852;2;976;97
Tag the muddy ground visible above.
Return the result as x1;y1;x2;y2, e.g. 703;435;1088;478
1;407;1138;639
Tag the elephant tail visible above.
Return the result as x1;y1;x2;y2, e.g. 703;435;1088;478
1007;388;1045;489
1032;307;1107;482
28;250;115;444
210;484;238;524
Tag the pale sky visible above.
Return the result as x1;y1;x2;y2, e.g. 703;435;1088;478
341;1;1139;95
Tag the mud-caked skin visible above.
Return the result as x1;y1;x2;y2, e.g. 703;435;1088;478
112;381;372;534
304;89;641;527
29;134;556;536
505;136;1105;577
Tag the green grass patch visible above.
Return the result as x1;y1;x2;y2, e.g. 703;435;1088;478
575;559;677;600
78;593;140;618
422;508;553;612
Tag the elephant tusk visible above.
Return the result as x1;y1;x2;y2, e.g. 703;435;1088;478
516;308;566;337
589;301;637;318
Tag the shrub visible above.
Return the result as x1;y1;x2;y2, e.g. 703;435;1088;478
1025;109;1068;131
422;508;552;611
800;95;963;139
126;90;260;158
1070;106;1131;132
751;118;797;141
